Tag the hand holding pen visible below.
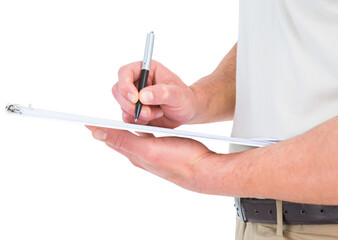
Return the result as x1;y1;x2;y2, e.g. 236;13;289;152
112;32;199;129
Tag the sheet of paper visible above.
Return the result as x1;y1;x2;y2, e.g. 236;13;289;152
5;104;276;147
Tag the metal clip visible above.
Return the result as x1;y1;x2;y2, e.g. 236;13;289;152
5;104;22;114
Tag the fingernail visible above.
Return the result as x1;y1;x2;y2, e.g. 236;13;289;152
127;92;137;103
140;91;153;103
140;109;148;118
93;129;108;141
155;111;163;119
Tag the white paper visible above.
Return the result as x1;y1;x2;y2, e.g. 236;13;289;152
5;104;277;147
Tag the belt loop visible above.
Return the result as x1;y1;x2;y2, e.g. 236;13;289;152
276;200;284;237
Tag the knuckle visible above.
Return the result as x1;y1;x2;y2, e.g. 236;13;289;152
118;65;128;76
112;85;119;99
112;83;118;92
118;81;128;93
174;88;185;108
118;81;134;97
161;85;169;101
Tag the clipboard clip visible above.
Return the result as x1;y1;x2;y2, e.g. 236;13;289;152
5;104;22;114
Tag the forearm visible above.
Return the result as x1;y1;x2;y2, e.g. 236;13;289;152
189;43;237;124
217;116;338;204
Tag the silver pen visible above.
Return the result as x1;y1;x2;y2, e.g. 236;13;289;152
135;31;155;122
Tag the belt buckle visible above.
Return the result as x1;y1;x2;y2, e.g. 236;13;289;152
235;198;247;222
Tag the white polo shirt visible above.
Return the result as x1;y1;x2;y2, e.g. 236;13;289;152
231;0;338;141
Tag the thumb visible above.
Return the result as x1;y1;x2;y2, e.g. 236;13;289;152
139;84;184;108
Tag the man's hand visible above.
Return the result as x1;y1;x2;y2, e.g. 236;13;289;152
87;116;338;204
113;43;238;128
86;126;233;194
113;61;198;128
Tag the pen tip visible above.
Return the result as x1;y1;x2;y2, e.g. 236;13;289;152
135;118;138;123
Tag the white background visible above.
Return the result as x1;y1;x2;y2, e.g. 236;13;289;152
0;0;238;239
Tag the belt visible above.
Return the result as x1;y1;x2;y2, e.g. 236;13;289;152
235;198;338;225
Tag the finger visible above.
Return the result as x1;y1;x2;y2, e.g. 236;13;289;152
136;106;164;122
105;142;145;170
114;83;163;121
118;60;164;86
89;127;184;179
113;85;141;116
122;110;148;125
85;125;96;131
112;83;137;115
117;60;167;104
90;127;153;159
119;101;163;122
106;140;161;176
139;84;184;107
104;136;160;174
88;126;143;168
117;62;142;104
118;62;142;84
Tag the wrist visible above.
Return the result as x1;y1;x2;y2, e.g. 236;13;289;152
192;151;246;196
188;78;209;124
188;71;236;124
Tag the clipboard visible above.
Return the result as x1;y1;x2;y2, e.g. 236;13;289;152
5;103;276;147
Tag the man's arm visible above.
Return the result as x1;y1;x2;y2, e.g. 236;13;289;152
95;41;338;205
215;116;338;205
88;116;338;205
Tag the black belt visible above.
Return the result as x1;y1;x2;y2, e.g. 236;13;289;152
235;198;338;225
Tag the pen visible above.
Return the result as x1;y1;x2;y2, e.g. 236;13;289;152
135;31;155;122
